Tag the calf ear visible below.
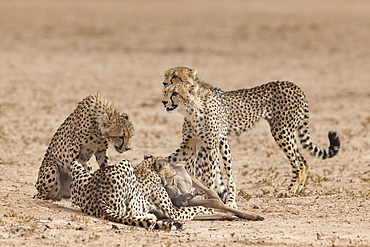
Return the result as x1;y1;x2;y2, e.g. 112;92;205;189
190;68;197;78
154;159;164;172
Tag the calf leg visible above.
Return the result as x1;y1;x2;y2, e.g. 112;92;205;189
189;178;264;221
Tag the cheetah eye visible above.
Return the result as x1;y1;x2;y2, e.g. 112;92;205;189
172;92;178;97
163;82;168;87
170;75;179;83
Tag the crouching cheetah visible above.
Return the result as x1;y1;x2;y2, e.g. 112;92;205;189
161;67;340;203
71;155;210;230
35;93;134;201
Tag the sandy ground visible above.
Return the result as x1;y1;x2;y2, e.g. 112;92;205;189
1;0;370;246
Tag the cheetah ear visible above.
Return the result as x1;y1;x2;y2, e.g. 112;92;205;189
144;154;154;160
121;113;129;120
100;114;109;126
98;114;110;136
189;83;199;93
190;68;197;78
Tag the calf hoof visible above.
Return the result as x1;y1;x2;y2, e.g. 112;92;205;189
256;216;265;221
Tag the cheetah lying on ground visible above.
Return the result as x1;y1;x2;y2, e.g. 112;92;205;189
71;155;262;230
71;156;214;230
161;67;340;205
35;93;134;200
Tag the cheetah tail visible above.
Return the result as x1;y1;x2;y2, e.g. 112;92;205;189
298;126;340;159
148;221;183;231
99;198;182;230
297;99;340;159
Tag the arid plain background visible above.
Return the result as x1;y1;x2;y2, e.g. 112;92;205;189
1;0;370;246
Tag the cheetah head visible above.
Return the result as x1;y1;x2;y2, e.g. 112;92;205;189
161;67;199;114
162;67;198;88
99;113;134;153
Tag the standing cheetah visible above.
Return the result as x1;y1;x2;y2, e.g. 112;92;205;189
35;93;134;201
161;67;340;205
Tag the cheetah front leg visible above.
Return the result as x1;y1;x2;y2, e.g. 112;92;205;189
219;137;237;209
193;142;236;208
167;138;197;169
95;151;110;168
167;120;197;166
94;144;110;168
203;148;231;205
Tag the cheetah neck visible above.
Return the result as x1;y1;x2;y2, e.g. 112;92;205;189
182;89;209;115
194;78;213;89
182;92;210;120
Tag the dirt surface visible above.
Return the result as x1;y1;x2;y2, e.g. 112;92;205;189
1;0;370;246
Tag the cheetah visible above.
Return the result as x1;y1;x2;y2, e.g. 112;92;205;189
70;155;211;230
161;67;340;204
35;93;134;201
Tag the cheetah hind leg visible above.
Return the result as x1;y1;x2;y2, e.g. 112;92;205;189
296;156;309;194
34;163;63;200
270;127;307;197
278;156;309;198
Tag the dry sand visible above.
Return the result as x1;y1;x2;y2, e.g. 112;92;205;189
0;0;369;246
